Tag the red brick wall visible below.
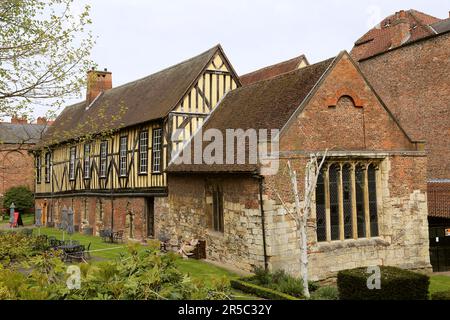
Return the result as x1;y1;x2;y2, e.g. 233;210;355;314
35;195;153;241
358;32;450;180
0;144;35;195
280;53;415;152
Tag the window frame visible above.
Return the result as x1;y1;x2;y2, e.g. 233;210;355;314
69;146;76;181
44;152;51;183
151;128;162;174
138;130;149;175
119;136;128;177
36;154;42;184
212;188;224;233
315;161;380;243
99;140;108;178
83;143;91;180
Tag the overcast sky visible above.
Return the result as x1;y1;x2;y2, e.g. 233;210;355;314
34;0;450;118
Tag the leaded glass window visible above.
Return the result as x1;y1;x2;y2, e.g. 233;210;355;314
36;155;41;184
119;136;128;177
316;170;326;242
355;165;366;238
342;164;353;239
139;130;149;174
152;128;162;173
368;164;379;237
69;147;76;181
45;152;51;183
83;143;91;179
329;164;340;241
315;160;380;242
100;141;108;178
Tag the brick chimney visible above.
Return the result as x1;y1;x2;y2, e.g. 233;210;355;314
86;68;112;105
37;117;48;125
11;116;28;124
391;10;411;48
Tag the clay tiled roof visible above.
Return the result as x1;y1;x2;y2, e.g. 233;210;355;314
40;45;223;147
0;123;47;144
351;9;444;61
240;55;308;85
167;57;335;173
428;181;450;218
431;18;450;34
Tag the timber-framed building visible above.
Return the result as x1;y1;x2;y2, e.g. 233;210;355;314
34;45;240;237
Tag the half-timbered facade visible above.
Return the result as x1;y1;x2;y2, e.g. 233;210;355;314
34;45;240;237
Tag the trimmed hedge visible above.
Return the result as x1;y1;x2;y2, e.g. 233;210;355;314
337;266;429;300
431;291;450;300
230;279;300;300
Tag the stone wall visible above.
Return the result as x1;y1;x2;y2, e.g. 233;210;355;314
262;154;431;280
164;174;266;272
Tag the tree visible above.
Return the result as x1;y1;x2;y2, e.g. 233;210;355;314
3;185;34;211
275;151;327;298
0;0;94;118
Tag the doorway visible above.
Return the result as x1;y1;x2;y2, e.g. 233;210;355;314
146;197;155;238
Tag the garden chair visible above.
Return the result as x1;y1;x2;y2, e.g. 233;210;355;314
100;229;112;243
112;230;124;243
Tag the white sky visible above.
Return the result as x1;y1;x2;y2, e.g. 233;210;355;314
33;0;450;118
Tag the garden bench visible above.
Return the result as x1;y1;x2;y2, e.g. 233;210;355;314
99;229;112;243
112;230;124;243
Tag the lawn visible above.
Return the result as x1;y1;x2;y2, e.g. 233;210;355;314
430;275;450;295
30;227;256;299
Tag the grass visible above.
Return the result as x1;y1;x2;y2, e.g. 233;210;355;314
30;227;258;299
430;275;450;295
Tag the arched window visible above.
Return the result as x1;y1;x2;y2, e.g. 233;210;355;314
315;160;380;242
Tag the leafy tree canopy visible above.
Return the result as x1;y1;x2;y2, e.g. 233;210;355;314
3;186;34;210
0;0;94;118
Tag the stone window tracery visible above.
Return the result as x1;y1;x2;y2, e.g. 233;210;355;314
315;160;380;242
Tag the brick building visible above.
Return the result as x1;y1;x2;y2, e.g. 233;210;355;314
34;45;241;233
0;117;48;196
351;9;450;270
34;43;434;278
166;52;431;279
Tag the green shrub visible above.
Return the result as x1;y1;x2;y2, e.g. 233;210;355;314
253;266;271;285
248;268;305;298
0;247;231;300
337;266;429;300
230;279;300;300
431;291;450;300
3;186;34;211
310;286;339;300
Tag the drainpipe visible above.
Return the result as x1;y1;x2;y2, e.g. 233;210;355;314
256;174;269;271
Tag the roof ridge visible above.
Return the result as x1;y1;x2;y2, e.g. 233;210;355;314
241;54;306;78
238;56;334;91
101;45;220;94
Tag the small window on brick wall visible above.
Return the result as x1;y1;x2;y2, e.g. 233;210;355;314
315;161;380;242
212;187;224;233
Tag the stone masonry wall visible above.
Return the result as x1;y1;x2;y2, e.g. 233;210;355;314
163;174;266;272
263;154;431;280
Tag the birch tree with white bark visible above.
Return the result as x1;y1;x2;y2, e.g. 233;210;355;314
275;151;327;298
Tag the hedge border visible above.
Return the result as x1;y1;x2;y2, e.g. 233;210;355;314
230;279;300;300
431;291;450;300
